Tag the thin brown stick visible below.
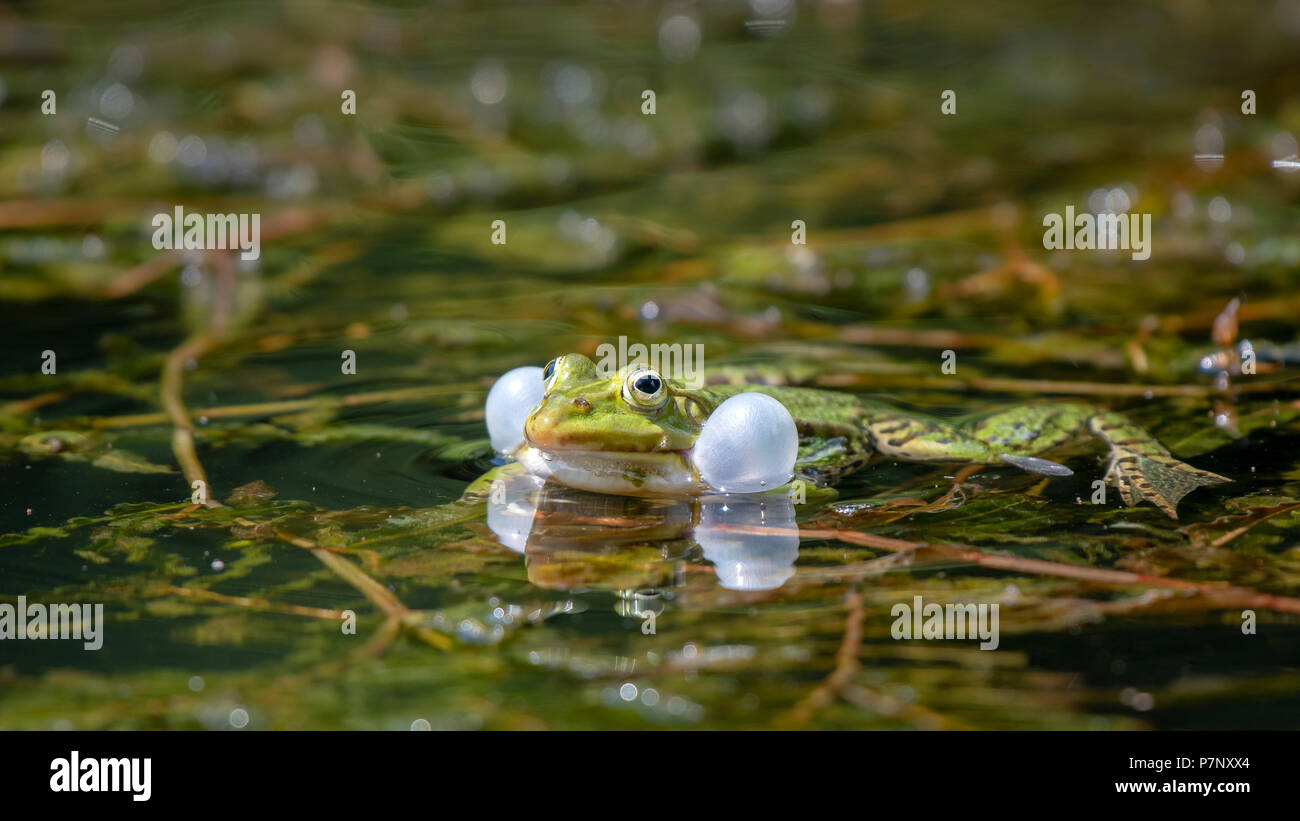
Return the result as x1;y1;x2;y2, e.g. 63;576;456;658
91;383;479;430
161;584;345;620
270;529;453;650
1;389;72;415
1207;503;1300;549
813;372;1297;397
96;205;337;299
840;683;970;730
799;526;1300;615
355;616;404;661
0;198;143;228
307;545;407;621
98;251;183;299
748;204;1004;246
778;588;864;728
704;521;1300;615
791;551;918;585
259;616;403;710
160;334;218;506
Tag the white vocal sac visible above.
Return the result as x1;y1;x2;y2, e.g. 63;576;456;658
692;392;798;493
485;366;545;454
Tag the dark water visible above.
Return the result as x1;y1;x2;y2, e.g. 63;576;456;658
1;0;1299;729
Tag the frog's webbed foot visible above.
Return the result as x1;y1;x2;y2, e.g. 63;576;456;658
1099;442;1229;519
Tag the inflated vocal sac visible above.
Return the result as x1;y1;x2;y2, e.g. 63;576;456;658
485;366;545;455
692;392;798;494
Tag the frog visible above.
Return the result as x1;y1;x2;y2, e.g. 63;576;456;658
506;353;1230;519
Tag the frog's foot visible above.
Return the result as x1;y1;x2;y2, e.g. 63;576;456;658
1087;413;1229;519
1100;446;1229;519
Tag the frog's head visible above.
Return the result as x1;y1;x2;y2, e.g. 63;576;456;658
519;354;711;495
524;354;704;453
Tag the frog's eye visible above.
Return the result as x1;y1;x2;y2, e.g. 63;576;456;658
622;368;668;411
542;358;559;390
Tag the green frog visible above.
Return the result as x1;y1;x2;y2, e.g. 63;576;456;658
503;353;1229;519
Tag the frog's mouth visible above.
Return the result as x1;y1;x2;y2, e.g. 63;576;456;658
517;445;705;497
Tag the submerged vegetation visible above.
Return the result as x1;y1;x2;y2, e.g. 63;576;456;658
1;0;1299;729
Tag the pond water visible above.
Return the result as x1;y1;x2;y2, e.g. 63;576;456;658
2;0;1299;729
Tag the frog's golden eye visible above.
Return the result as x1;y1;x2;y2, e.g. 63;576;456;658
622;368;668;411
542;358;559;391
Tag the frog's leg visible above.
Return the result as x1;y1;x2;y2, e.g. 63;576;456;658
1086;411;1229;519
862;404;1089;463
793;428;873;487
862;403;1228;518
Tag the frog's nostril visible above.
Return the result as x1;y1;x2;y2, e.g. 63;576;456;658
572;396;593;413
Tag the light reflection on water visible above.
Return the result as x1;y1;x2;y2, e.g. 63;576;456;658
487;471;800;593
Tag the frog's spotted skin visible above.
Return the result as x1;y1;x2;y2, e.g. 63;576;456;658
517;354;1230;518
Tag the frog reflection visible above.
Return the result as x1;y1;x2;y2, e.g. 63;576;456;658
485;468;799;596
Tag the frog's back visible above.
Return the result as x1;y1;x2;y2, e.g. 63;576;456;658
692;383;865;427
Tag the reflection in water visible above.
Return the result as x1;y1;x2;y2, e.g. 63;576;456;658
485;471;546;553
485;471;800;598
695;495;799;591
